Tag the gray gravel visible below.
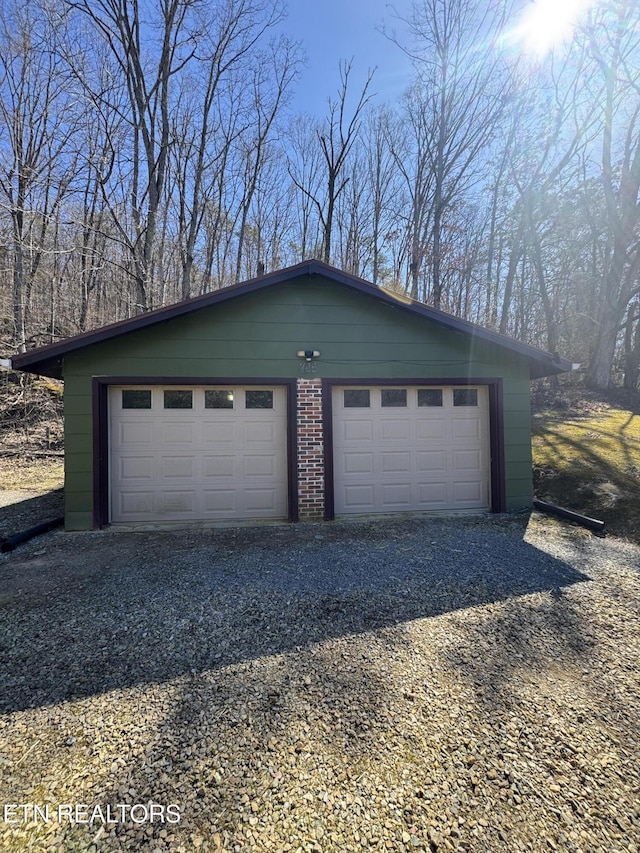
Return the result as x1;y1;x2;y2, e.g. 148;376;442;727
0;488;64;540
0;514;638;852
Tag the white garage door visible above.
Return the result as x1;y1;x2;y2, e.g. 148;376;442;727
109;386;288;523
333;385;490;515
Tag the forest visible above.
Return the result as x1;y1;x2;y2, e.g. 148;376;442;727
1;0;639;391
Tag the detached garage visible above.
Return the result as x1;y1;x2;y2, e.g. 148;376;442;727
11;260;573;530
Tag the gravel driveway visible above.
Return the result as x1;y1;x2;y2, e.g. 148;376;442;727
0;514;638;852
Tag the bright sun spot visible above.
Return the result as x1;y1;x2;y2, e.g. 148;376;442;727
511;0;595;58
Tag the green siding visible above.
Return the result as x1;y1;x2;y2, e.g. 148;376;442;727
62;275;534;528
65;489;94;512
65;511;94;531
63;452;92;474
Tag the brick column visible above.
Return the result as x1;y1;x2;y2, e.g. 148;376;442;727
296;378;325;521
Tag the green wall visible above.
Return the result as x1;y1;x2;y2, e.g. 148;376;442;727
63;275;533;529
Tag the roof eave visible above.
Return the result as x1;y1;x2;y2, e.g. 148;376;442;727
10;259;575;379
11;261;316;375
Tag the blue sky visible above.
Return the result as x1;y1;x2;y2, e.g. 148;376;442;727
281;0;413;116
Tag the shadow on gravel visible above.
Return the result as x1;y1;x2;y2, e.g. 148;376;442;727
440;585;597;712
0;516;591;714
0;489;64;539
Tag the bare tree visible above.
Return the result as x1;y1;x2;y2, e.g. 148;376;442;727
364;106;401;286
234;36;300;282
64;0;202;312
388;87;436;300
387;0;515;308
0;1;77;350
288;60;375;265
583;0;640;389
286;116;324;261
174;0;290;297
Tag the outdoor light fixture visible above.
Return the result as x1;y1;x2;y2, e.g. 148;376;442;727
297;350;320;361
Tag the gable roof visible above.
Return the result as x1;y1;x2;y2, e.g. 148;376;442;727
10;260;574;379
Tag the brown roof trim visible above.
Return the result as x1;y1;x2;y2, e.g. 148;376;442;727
11;259;573;379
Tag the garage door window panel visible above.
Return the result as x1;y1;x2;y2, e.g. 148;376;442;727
122;389;152;409
453;388;478;407
381;388;407;407
417;389;443;407
246;390;273;409
343;389;370;408
164;389;193;409
205;389;234;409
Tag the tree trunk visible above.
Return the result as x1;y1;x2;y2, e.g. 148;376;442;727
12;200;26;352
587;309;621;390
432;203;443;309
623;304;640;391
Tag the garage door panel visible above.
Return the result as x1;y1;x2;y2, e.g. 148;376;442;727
161;422;195;444
416;419;446;440
453;449;482;471
417;482;448;505
161;456;194;478
343;420;373;441
453;480;485;505
202;422;235;444
244;488;282;511
244;421;277;443
343;452;375;474
333;385;490;515
158;490;196;514
452;418;481;439
116;421;154;446
203;455;235;477
203;490;237;513
381;483;412;507
243;454;276;477
380;420;410;441
118;456;154;480
119;491;155;515
343;484;375;509
417;450;447;472
381;452;411;473
110;386;288;523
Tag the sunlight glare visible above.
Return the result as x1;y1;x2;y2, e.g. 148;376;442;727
511;0;594;58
